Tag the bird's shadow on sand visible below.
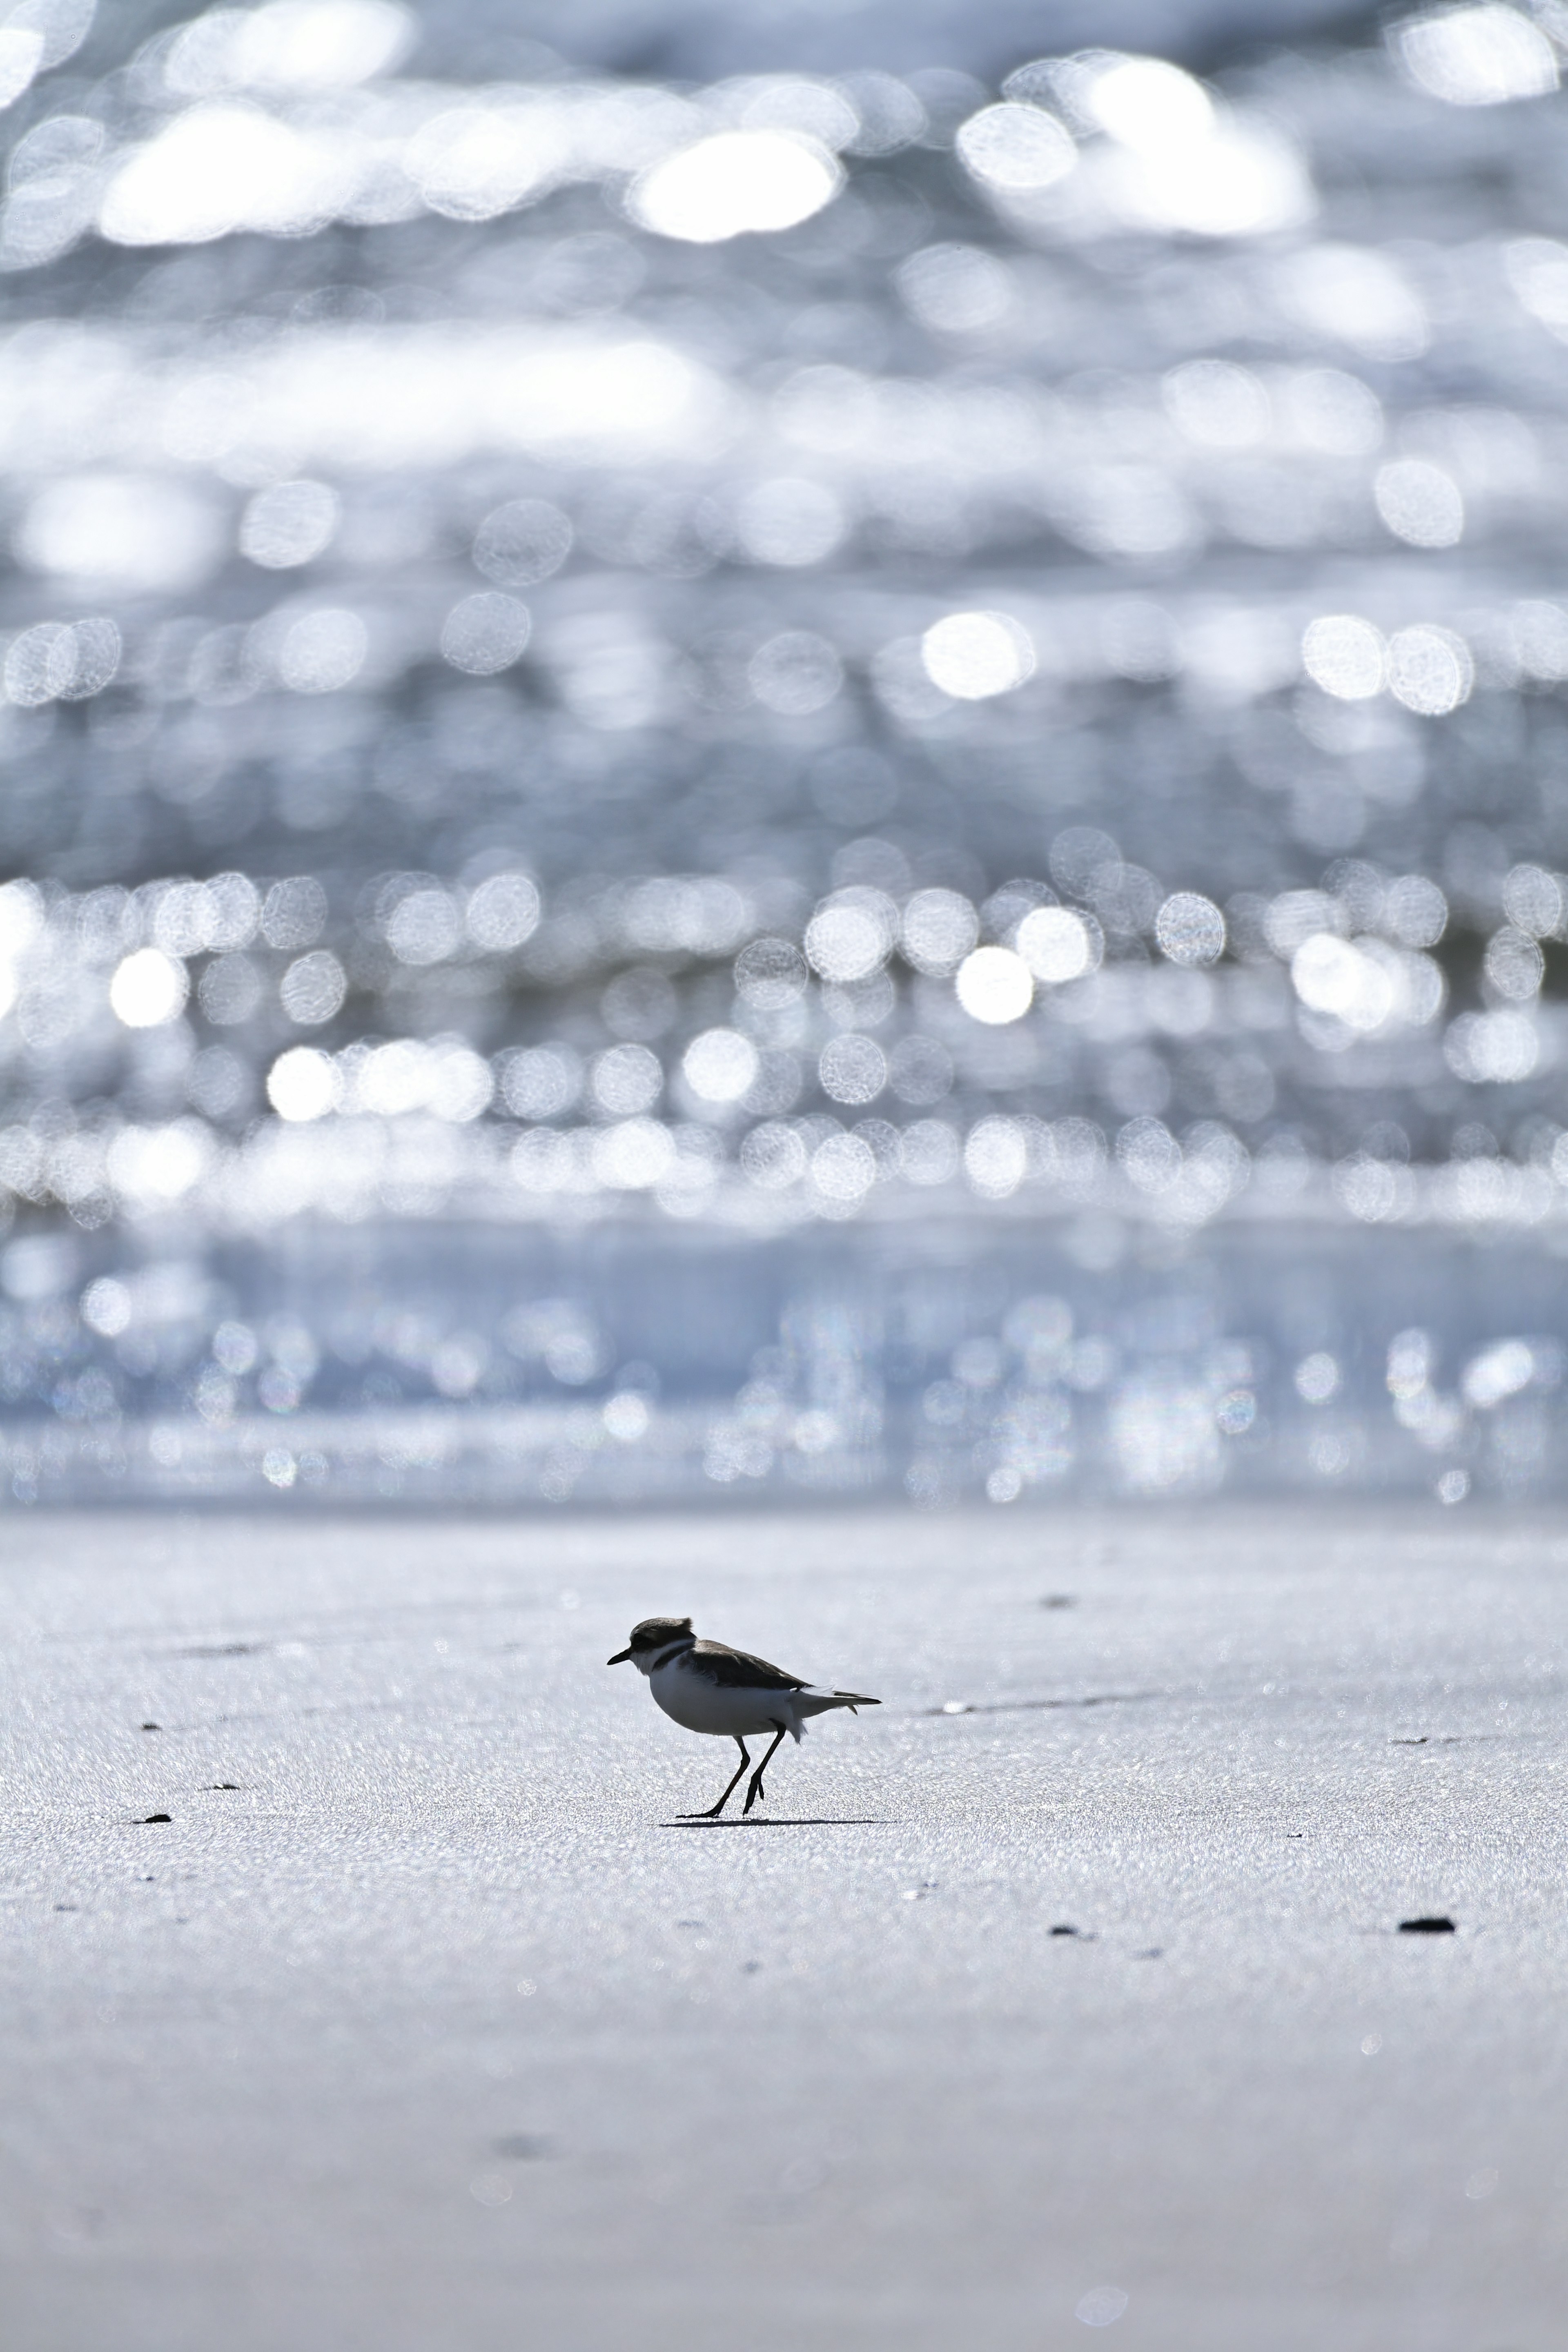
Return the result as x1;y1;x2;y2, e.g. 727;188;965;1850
659;1817;885;1830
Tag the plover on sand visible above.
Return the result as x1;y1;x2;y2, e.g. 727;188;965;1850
607;1616;879;1817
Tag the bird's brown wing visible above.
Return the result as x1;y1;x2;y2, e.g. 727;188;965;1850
690;1639;807;1691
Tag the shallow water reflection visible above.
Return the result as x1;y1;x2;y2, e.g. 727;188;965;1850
2;5;1568;1501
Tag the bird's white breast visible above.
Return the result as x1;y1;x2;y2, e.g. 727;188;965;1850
648;1654;798;1738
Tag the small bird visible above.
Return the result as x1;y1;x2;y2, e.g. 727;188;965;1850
606;1615;880;1817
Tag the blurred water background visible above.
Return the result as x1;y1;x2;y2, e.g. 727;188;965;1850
2;0;1568;1506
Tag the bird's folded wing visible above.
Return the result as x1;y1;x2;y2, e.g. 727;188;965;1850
690;1641;807;1690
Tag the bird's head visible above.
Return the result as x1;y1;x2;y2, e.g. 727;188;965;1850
607;1615;695;1673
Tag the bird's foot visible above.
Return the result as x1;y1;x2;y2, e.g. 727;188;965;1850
677;1800;731;1820
743;1775;766;1813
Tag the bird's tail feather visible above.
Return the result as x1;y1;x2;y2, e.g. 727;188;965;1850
794;1686;881;1724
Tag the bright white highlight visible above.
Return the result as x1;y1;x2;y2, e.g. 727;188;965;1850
16;474;220;593
1086;57;1216;147
166;1;416;96
1303;615;1386;700
100;104;356;246
0;28;44;113
804;893;897;983
0;329;729;475
965;1116;1028;1198
0;878;43;958
956;946;1033;1025
629;130;842;243
1016;906;1098;984
921;610;1034;700
108;1122;214;1207
682;1028;759;1104
1462;1338;1537;1406
1290;935;1439;1033
268;1045;339;1120
1398;6;1558;106
593;1118;676;1190
110;949;188;1029
1080;55;1312;237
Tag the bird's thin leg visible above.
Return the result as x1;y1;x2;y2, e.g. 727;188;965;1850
680;1738;750;1820
744;1724;788;1815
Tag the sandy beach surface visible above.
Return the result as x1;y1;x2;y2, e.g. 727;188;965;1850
4;1501;1566;2351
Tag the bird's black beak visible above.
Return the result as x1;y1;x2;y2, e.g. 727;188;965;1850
606;1647;633;1665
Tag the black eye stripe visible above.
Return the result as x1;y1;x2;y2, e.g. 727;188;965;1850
635;1630;697;1664
631;1619;693;1650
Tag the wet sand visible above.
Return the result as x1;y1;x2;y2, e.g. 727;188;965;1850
4;1502;1566;2351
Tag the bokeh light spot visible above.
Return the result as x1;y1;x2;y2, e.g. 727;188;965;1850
1155;893;1225;967
956;102;1076;192
473;498;573;586
441;592;531;675
956;945;1032;1024
1397;6;1557;106
267;1045;338;1120
240;478;339;568
1303;615;1385;700
1375;459;1464;548
1016;906;1098;985
921;610;1034;699
683;1028;759;1104
630;130;842;243
110;949;188;1029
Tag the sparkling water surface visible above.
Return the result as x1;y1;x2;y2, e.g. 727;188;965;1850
4;0;1568;1502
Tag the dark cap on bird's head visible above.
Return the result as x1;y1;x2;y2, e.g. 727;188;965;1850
606;1615;693;1665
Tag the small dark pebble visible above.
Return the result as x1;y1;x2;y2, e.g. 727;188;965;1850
1392;1737;1428;1746
1399;1915;1456;1935
142;1813;172;1824
140;1723;160;1732
54;1903;78;1912
1134;1947;1164;1960
209;1783;241;1791
1050;1924;1082;1937
1041;1595;1077;1610
742;1960;762;1973
492;2134;553;2161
